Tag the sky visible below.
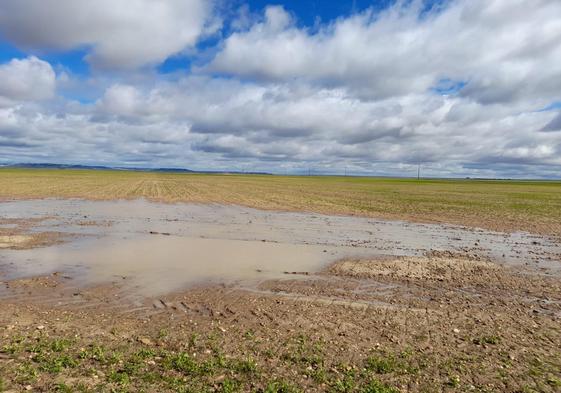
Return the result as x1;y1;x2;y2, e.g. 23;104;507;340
0;0;561;178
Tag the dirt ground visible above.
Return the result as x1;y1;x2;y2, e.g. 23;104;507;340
0;218;66;250
1;251;560;392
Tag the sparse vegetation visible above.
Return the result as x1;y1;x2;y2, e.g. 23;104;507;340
472;335;501;345
0;330;412;392
3;316;558;393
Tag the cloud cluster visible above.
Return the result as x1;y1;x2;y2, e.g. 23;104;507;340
211;1;561;105
0;56;55;103
1;0;561;178
0;0;215;69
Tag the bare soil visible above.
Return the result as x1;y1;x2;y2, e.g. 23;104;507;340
1;253;560;392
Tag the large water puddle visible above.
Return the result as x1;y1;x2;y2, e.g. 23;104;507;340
1;199;560;296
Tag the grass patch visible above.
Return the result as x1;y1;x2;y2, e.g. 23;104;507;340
360;379;399;393
472;335;501;345
264;379;302;393
364;351;418;375
365;355;399;374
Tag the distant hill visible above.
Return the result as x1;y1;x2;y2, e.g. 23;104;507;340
6;163;116;170
1;163;271;175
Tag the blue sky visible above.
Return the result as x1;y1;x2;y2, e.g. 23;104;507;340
234;0;394;25
0;0;560;178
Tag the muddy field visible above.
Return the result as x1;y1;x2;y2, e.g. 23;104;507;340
1;198;560;392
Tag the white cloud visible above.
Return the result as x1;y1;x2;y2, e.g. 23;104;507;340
45;76;561;171
2;82;561;177
209;0;561;105
98;85;142;117
0;0;215;69
0;56;56;102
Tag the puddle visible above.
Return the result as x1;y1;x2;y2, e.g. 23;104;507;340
1;199;560;296
1;235;346;296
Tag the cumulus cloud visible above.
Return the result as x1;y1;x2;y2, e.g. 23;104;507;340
80;76;561;170
0;56;56;102
98;85;143;117
209;0;561;105
0;0;215;69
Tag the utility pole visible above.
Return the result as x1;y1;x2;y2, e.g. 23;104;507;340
417;162;421;180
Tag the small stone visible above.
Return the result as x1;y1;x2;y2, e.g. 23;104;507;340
139;337;153;346
37;325;45;330
453;328;460;334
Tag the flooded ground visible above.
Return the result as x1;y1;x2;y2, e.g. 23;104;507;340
1;199;561;392
1;198;561;298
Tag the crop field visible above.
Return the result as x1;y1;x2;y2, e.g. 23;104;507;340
1;168;561;235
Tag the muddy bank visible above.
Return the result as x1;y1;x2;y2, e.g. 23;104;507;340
1;254;560;392
0;217;66;250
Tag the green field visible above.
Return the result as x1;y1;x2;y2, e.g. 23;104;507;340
1;168;561;236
